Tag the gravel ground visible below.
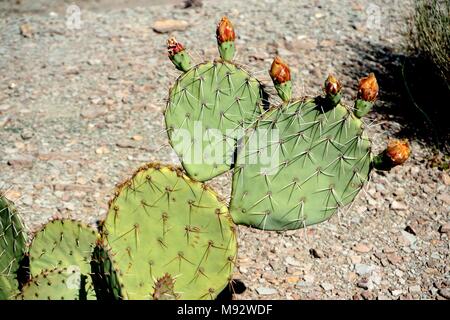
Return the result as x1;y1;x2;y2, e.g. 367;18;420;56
0;0;449;300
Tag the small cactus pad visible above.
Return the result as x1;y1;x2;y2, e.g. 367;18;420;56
103;163;237;300
165;19;265;182
230;98;371;230
0;195;27;300
28;219;98;276
16;267;95;300
165;61;264;181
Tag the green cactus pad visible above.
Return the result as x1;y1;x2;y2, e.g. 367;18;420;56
230;98;371;230
103;163;238;300
16;267;96;300
165;61;264;181
0;195;27;300
28;219;98;276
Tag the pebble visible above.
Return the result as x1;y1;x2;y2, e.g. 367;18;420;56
353;243;372;253
409;285;421;294
386;253;402;265
391;289;403;296
400;230;417;246
21;129;34;140
152;19;189;33
438;288;450;299
80;107;109;119
391;200;408;211
256;287;277;295
439;223;450;234
7;155;34;168
309;248;324;258
355;264;375;276
285;256;301;267
0;104;11;112
20;24;33;37
320;282;334;291
437;194;450;205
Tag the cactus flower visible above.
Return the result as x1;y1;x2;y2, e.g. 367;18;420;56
270;56;291;84
167;37;185;57
386;139;411;165
216;17;235;44
357;73;379;102
324;74;342;95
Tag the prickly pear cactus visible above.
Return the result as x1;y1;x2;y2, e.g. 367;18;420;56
102;163;238;300
230;58;410;230
28;219;98;276
0;195;27;300
16;267;95;300
165;17;265;181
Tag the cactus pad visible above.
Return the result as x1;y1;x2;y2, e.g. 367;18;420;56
0;195;27;300
28;219;98;276
230;98;371;230
103;163;238;300
165;61;264;181
16;267;95;300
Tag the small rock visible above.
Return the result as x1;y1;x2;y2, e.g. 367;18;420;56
353;243;372;253
81;107;108;119
350;255;362;264
401;230;417;246
391;200;408;211
391;289;403;296
309;248;324;258
132;135;143;141
386;253;402;265
7;155;34;168
182;0;203;8
438;288;450;299
439;223;450;234
357;277;373;290
284;38;317;51
409;285;421;294
116;139;137;148
20;24;33;37
0;116;11;127
21;129;34;140
321;282;334;291
361;291;373;300
441;172;450;186
319;39;336;47
152;19;189;33
96;146;110;154
285;256;301;267
0;104;11;112
437;194;450;205
256;287;277;295
355;264;375;276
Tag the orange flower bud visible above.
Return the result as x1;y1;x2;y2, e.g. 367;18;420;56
386;139;411;165
357;73;379;102
324;74;342;95
270;56;291;84
216;17;235;44
167;37;185;57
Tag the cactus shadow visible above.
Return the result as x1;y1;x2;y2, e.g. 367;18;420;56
341;40;450;154
216;279;247;301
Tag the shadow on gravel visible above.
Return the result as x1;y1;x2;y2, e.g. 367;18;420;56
341;40;450;156
216;279;247;301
